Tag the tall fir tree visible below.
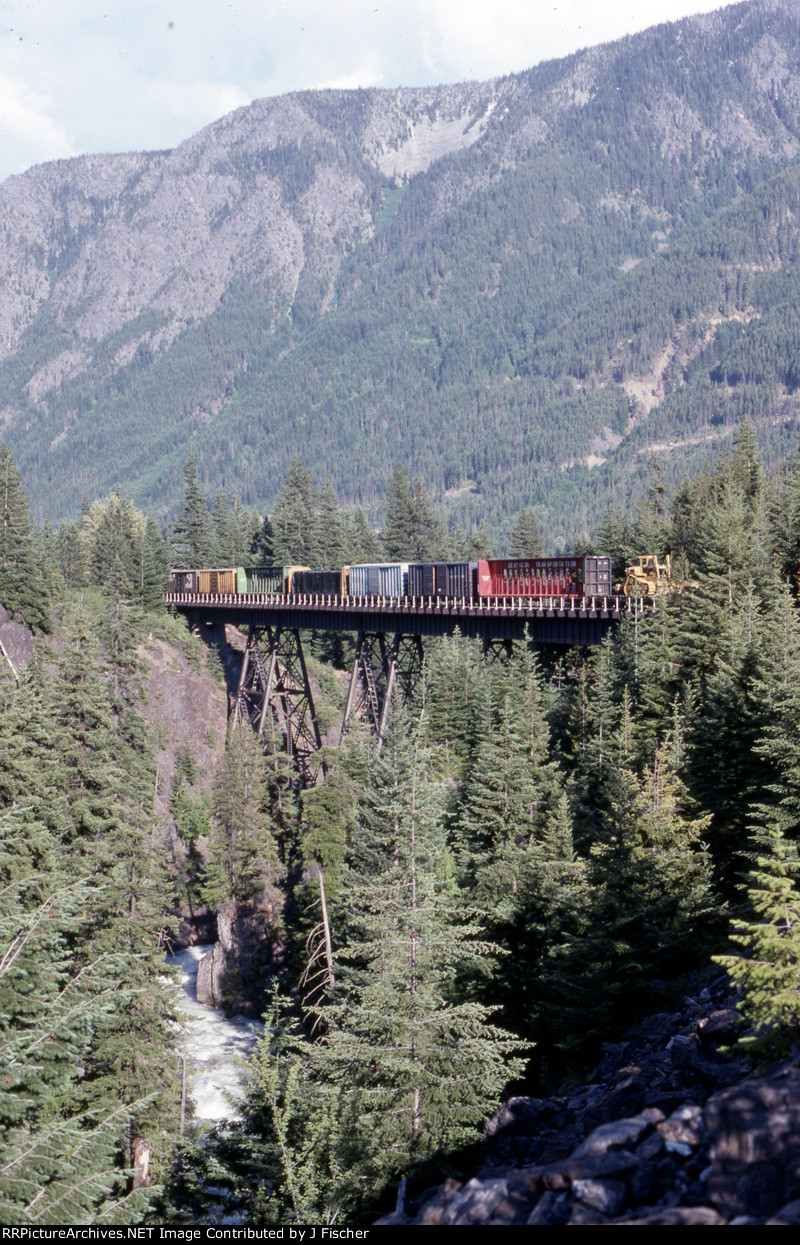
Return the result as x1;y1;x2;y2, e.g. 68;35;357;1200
245;704;523;1222
172;450;213;566
0;838;154;1225
52;604;182;1178
205;726;282;908
270;461;320;565
508;507;543;558
714;819;800;1063
0;444;50;632
382;463;415;560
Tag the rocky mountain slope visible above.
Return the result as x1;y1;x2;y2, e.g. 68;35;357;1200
4;1;800;542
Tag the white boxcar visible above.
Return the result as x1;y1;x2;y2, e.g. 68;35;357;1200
349;563;409;597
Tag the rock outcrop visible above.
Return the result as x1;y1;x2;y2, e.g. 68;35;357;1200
0;603;34;677
196;897;284;1017
380;977;800;1226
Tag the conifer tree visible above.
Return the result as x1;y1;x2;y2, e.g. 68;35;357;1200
52;604;182;1176
0;844;154;1225
37;519;64;603
172;450;213;566
594;508;631;583
205;726;281;907
0;443;50;632
421;631;486;775
557;717;715;1047
57;520;87;590
564;641;619;845
251;512;276;565
139;514;169;611
382;463;415;560
468;521;492;560
254;704;523;1220
81;492;144;594
0;658;68;839
714;819;800;1063
270;460;319;565
508;506;543;558
684;583;770;888
315;477;346;569
453;644;579;1041
343;509;380;564
211;490;233;565
409;475;444;561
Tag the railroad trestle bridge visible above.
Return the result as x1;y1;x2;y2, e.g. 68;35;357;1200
167;590;651;781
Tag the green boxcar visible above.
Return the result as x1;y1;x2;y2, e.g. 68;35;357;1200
242;566;286;594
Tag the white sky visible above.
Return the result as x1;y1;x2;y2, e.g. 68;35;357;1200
0;0;729;183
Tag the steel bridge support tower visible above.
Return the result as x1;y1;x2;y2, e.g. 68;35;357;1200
233;624;324;785
339;630;424;746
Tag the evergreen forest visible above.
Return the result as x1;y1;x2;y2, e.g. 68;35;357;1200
4;422;800;1224
7;2;800;549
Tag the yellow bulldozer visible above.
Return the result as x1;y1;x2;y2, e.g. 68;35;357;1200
620;553;673;597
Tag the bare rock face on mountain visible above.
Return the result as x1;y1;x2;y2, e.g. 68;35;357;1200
6;1;800;543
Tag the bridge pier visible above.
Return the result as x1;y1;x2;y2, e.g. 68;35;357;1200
482;636;515;664
339;631;424;747
234;624;323;785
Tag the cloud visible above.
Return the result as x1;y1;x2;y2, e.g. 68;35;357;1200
313;52;387;92
0;0;732;182
0;72;75;175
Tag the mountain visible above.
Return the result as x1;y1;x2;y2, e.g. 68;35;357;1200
3;0;800;545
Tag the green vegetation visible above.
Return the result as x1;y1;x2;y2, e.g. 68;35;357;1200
6;4;800;550
9;376;800;1222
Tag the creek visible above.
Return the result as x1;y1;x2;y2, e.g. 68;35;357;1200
167;944;264;1122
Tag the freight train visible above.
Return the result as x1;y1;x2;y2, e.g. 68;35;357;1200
167;556;613;600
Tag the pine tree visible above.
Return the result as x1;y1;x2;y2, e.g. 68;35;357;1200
139;515;168;612
343;509;380;564
508;507;543;558
453;645;580;1042
270;460;319;565
409;475;444;561
714;819;800;1063
0;843;154;1225
251;512;276;565
421;631;486;776
383;466;446;562
205;726;281;908
382;463;415;560
0;657;69;840
52;604;182;1177
57;520;87;590
0;444;50;632
211;490;233;565
564;641;619;846
557;717;715;1048
684;583;770;890
315;477;346;569
250;704;523;1220
594;508;631;584
81;492;144;594
172;450;213;566
750;580;800;840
